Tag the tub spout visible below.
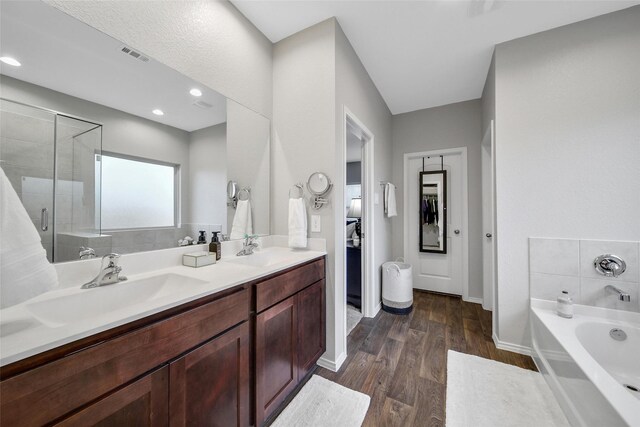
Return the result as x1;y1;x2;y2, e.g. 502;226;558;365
605;285;631;302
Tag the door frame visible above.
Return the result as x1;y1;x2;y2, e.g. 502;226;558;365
481;120;496;312
403;147;470;301
341;108;376;340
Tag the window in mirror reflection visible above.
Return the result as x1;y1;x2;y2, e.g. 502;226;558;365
98;153;177;229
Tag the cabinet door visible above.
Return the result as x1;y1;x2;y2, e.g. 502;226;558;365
255;295;297;425
55;366;168;427
169;322;249;427
297;280;326;378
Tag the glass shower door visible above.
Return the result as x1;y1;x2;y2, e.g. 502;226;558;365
0;99;56;261
54;115;102;262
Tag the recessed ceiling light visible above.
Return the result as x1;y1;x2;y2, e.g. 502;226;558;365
152;109;164;116
189;88;202;97
0;56;21;67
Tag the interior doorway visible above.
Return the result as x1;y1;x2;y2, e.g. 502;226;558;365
342;109;375;344
403;147;469;298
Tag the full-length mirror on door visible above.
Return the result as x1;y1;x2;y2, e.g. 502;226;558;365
419;170;447;253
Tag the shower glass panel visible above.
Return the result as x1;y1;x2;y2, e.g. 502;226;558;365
0;99;56;262
54;116;102;262
0;99;103;263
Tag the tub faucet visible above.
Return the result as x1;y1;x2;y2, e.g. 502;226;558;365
605;284;631;302
82;253;127;289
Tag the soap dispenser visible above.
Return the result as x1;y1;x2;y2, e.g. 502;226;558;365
209;232;221;261
197;230;207;245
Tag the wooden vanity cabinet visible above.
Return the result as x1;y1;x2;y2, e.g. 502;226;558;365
254;258;326;425
170;322;250;427
0;257;326;427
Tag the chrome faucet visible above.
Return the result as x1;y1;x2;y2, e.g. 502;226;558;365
236;235;259;256
82;253;127;289
79;246;96;260
605;284;631;302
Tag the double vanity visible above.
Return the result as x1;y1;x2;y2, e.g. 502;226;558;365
0;242;326;426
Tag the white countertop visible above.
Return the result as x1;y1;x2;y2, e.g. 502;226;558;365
0;242;325;367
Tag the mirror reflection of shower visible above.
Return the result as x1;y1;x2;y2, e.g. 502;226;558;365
0;98;102;262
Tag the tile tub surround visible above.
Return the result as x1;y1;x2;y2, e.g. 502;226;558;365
529;238;640;312
0;235;326;366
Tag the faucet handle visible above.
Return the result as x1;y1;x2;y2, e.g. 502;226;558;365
103;253;121;267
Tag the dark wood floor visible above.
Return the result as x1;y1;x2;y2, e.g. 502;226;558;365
316;291;537;427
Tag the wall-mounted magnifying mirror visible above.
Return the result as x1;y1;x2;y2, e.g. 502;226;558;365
227;181;238;200
419;171;447;254
307;172;331;195
307;172;332;209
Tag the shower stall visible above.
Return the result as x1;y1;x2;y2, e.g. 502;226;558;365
0;98;102;262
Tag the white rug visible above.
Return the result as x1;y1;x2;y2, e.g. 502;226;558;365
347;305;363;336
446;350;569;427
271;375;370;427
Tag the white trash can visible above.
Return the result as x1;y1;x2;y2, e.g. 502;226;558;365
382;258;413;314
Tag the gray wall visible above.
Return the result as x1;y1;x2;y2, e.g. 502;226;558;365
491;6;640;349
272;18;393;367
44;0;273;118
481;54;495;137
189;122;227;236
391;99;484;300
335;21;393;334
272;19;338;361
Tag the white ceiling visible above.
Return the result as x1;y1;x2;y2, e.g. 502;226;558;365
232;0;639;114
0;1;227;132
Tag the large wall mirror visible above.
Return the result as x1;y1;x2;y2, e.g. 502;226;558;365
419;170;447;253
0;1;270;263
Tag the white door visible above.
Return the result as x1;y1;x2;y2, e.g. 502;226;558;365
407;153;464;295
482;122;495;310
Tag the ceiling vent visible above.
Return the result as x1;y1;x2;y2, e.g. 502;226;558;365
119;45;150;63
193;100;213;110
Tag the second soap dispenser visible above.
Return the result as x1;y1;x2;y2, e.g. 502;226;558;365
209;231;221;261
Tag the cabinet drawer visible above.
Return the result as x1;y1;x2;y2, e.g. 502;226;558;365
256;258;325;312
55;366;169;427
1;286;249;427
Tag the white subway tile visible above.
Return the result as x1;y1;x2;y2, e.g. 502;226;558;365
530;273;580;303
529;238;580;276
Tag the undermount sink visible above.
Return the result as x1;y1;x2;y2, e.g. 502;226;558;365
225;250;287;268
25;273;208;326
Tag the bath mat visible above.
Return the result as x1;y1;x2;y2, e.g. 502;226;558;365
446;350;569;427
347;305;363;336
271;375;370;427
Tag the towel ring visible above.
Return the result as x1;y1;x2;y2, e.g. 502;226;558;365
289;183;304;199
237;187;251;201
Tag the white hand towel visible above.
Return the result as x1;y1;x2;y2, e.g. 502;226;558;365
385;183;398;218
230;199;253;240
288;198;307;249
1;166;58;308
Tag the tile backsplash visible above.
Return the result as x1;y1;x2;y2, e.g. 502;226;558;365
529;238;640;312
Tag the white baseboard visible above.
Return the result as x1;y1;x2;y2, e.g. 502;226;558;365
372;302;381;317
463;296;483;305
492;332;532;356
317;351;347;372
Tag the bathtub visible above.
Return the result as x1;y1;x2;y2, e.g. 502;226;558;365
530;299;640;427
